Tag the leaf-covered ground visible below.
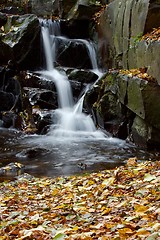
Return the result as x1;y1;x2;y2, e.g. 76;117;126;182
0;160;159;240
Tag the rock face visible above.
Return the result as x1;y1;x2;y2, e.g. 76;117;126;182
0;14;41;70
98;0;160;85
85;71;160;149
31;0;63;17
93;0;160;148
30;0;102;19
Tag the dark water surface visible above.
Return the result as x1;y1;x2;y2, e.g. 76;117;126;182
0;127;159;181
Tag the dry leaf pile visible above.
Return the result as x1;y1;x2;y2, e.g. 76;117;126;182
142;27;160;43
119;69;155;82
0;160;160;239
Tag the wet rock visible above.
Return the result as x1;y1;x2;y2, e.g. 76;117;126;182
1;111;22;129
62;0;101;39
0;91;15;111
24;87;58;109
32;109;53;134
20;70;82;101
0;162;24;176
69;79;84;99
67;69;99;83
0;68;22;112
17;147;49;159
0;14;41;70
19;72;57;92
0;12;7;27
85;72;127;137
0;66;23;129
60;19;90;39
56;38;93;69
21;95;38;134
16;173;34;180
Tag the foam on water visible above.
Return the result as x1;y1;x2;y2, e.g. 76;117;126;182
40;19;106;140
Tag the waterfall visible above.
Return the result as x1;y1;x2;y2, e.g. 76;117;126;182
40;19;105;139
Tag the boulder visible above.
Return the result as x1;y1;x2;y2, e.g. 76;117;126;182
18;72;56;91
67;69;99;83
0;14;41;70
131;116;160;149
118;74;160;130
85;71;160;148
23;87;58;109
0;67;22;112
32;108;53;134
56;38;93;69
17;147;49;159
0;162;24;176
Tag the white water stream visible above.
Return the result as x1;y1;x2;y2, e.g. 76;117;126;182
40;19;105;139
0;20;154;180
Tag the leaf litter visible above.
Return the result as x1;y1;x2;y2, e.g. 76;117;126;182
0;160;159;239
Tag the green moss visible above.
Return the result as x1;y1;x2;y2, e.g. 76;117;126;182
130;32;143;48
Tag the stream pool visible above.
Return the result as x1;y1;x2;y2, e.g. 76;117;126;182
0;127;158;181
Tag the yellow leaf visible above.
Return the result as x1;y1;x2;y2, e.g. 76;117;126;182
134;204;148;213
102;207;112;215
102;177;115;187
72;226;79;231
136;228;150;236
54;205;65;209
52;189;59;196
104;223;115;229
118;227;134;236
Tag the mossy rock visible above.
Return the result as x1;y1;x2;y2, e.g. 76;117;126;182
96;92;121;121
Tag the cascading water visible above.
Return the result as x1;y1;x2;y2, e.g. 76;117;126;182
40;19;105;139
0;19;157;180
